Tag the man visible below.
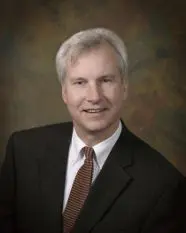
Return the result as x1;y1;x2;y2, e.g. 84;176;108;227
0;28;186;233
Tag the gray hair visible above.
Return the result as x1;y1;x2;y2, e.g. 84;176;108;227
56;28;128;84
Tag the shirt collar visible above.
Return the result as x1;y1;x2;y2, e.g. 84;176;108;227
93;121;122;169
69;130;86;166
70;121;122;168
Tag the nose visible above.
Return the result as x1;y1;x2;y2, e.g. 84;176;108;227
87;83;102;103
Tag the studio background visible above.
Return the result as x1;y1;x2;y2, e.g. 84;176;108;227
1;0;186;175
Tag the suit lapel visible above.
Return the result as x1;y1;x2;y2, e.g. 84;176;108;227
38;123;72;230
72;126;134;233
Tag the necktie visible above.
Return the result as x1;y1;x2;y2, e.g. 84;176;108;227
63;146;94;233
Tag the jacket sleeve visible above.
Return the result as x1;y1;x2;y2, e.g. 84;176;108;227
141;178;186;233
0;134;17;233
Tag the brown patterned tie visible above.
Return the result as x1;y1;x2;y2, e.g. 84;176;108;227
63;146;94;233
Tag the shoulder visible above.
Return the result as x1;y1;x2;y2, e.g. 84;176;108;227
122;124;184;183
8;121;73;150
13;121;72;137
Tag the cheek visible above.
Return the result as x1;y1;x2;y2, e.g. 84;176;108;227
66;92;85;108
106;86;123;101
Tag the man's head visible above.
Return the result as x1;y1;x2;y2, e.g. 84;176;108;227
56;28;128;144
56;28;128;84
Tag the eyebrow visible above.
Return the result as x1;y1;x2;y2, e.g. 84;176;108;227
98;74;115;80
69;74;115;82
70;77;87;82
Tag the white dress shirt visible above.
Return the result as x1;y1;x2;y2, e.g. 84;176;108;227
63;121;122;211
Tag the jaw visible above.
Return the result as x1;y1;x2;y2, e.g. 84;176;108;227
72;113;121;146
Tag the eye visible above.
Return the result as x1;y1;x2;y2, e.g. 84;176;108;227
103;78;112;83
100;75;115;83
73;79;86;85
75;81;84;85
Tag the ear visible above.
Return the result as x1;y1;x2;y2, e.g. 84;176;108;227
61;84;67;104
122;79;128;100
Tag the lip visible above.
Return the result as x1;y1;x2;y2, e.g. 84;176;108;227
83;108;107;113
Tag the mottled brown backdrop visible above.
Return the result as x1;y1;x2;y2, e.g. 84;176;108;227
1;0;186;175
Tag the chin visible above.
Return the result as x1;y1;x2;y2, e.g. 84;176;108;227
82;120;114;133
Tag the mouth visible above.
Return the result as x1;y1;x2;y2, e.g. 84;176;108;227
83;108;107;113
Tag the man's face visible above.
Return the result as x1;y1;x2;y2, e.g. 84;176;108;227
62;43;127;138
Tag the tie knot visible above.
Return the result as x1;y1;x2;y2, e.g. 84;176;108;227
82;146;94;160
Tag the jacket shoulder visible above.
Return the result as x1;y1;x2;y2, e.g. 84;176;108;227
122;125;184;182
13;121;72;137
8;121;73;151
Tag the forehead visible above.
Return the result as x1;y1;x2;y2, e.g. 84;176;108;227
70;42;118;64
66;43;119;76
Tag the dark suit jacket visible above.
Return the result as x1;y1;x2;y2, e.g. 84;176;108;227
0;122;186;233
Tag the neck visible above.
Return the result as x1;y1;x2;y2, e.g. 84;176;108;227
74;120;120;147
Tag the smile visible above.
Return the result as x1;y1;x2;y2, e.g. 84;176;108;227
84;108;106;113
